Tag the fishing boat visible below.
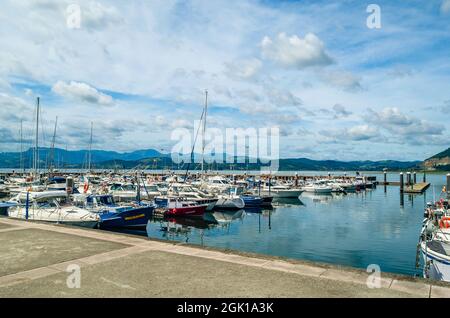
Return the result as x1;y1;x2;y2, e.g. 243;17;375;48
7;190;99;228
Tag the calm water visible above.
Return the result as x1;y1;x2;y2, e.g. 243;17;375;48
125;172;449;277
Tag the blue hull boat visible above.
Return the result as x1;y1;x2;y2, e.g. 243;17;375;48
241;196;264;208
99;205;155;229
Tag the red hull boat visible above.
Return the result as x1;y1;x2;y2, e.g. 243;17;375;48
164;204;207;217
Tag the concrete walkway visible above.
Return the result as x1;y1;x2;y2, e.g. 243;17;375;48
1;217;450;298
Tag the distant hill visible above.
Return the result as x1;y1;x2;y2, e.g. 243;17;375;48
0;147;422;171
423;147;450;171
83;156;420;171
0;147;165;169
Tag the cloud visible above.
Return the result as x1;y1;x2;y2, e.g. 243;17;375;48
332;104;352;118
441;0;450;14
224;58;262;80
320;70;362;91
267;88;302;107
52;81;113;105
261;32;333;69
321;125;380;142
366;107;444;136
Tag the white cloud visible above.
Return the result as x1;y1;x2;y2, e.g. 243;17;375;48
80;2;123;30
261;32;333;69
441;0;450;14
366;107;444;136
52;80;113;105
320;70;362;91
224;58;262;80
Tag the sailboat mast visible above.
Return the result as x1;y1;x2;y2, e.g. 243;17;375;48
19;119;23;172
201;89;208;173
49;116;58;172
34;97;40;176
88;122;93;172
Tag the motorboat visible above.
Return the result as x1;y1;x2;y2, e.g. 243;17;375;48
7;190;99;228
72;193;155;229
301;181;332;194
155;197;208;217
257;182;303;198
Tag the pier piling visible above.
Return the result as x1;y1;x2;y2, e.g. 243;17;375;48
413;172;416;184
447;174;450;195
423;172;426;183
406;172;411;187
400;173;404;193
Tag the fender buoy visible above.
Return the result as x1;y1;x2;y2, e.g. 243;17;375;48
439;217;450;228
83;182;89;193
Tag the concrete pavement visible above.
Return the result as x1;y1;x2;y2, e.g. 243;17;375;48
1;217;449;298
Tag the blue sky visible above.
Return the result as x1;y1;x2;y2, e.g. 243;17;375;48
0;0;449;161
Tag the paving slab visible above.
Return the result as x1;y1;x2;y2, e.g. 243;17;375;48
0;250;418;298
0;222;15;230
390;279;431;298
0;228;128;276
430;285;450;298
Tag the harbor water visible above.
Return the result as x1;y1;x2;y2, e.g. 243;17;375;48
108;172;448;276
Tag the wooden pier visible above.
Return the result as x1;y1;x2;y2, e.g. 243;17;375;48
403;182;430;194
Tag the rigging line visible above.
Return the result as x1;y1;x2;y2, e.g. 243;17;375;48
183;106;206;182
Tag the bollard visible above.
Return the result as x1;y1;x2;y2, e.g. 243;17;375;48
400;173;404;192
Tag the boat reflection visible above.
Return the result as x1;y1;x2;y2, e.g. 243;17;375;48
272;197;304;206
300;192;334;204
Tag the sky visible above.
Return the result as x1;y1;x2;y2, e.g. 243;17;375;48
0;0;449;161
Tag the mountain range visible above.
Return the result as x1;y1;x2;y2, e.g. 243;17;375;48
0;147;427;171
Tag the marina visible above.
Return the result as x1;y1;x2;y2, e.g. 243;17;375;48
0;169;449;282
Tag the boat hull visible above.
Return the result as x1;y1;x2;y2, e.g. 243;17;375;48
421;241;450;282
164;205;207;217
215;197;245;209
99;205;154;229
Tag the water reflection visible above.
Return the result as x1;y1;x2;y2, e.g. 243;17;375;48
113;173;448;277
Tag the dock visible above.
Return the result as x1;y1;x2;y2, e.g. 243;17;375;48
1;216;450;298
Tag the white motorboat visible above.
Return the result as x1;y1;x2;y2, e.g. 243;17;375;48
421;238;450;282
301;181;333;194
7;190;99;228
257;183;303;198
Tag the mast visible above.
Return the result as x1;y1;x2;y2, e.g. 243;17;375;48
19;120;23;172
201;89;208;173
88;121;93;172
49;116;58;172
34;97;40;177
